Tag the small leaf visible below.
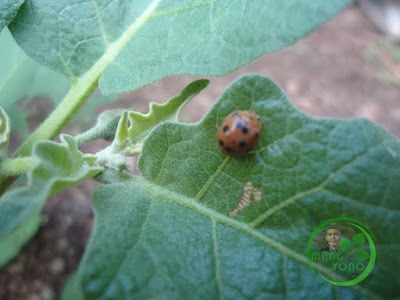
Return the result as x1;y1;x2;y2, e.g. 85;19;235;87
112;79;209;155
0;107;10;159
0;135;102;266
340;238;352;254
0;0;24;31
352;232;366;248
9;0;351;94
67;75;400;299
354;249;370;262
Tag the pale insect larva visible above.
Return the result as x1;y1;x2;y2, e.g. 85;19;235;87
229;182;262;216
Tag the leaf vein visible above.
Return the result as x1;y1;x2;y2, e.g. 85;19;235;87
91;0;109;46
27;0;76;81
194;156;230;202
250;143;377;228
149;0;218;18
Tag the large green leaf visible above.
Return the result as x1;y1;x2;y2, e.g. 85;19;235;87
0;135;102;267
9;0;351;94
0;0;24;31
65;75;400;299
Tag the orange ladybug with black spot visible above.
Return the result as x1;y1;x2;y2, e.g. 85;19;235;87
216;111;261;156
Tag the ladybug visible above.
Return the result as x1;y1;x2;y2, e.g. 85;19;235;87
216;111;261;156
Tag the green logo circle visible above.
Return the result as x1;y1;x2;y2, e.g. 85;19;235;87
307;217;376;286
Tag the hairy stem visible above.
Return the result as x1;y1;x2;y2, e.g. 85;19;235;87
0;157;35;176
15;78;99;157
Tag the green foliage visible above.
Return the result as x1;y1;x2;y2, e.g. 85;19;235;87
0;29;117;139
0;135;102;266
1;0;397;299
0;0;24;31
65;75;400;299
9;0;351;94
111;79;209;155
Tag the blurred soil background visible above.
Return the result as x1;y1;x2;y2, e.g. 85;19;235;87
1;4;400;300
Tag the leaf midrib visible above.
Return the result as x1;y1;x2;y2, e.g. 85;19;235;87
130;176;383;300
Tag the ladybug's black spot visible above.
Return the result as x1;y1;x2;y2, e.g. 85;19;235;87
226;147;233;153
219;140;224;147
255;132;259;137
239;141;246;148
235;121;244;128
242;127;248;134
223;125;229;133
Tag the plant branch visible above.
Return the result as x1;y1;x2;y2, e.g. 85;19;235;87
15;78;99;157
0;156;35;176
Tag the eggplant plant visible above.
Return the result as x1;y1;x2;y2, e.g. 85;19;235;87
0;0;398;299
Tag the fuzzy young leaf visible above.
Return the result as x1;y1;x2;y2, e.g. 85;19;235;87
0;107;10;159
75;109;125;145
66;75;400;299
9;0;351;94
92;79;209;170
0;135;102;266
112;79;209;155
0;0;24;31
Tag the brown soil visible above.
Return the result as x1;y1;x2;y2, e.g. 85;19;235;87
1;6;399;300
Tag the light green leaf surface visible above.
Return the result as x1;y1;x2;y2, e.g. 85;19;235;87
0;135;102;267
10;0;351;94
0;0;24;31
112;79;209;155
66;75;400;299
0;107;10;159
91;79;208;170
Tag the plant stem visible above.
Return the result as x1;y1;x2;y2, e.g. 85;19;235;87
0;157;35;176
15;79;99;157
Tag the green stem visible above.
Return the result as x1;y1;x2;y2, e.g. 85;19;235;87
15;79;99;157
0;157;35;176
0;75;99;195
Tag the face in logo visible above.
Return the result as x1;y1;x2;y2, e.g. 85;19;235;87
307;217;377;286
325;228;342;251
